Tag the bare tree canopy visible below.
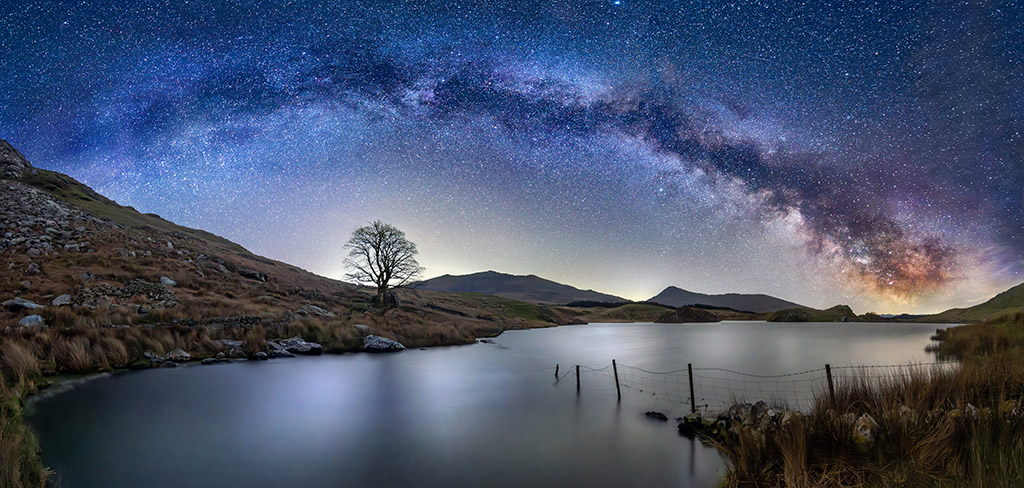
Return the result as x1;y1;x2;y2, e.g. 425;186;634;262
344;220;423;306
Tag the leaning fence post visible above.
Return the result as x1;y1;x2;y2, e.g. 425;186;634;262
826;363;836;410
555;363;559;378
612;359;621;402
687;363;696;414
576;365;581;392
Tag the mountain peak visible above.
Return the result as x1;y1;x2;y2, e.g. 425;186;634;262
650;286;805;313
417;271;626;304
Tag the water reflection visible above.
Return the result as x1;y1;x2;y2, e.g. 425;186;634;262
27;321;942;488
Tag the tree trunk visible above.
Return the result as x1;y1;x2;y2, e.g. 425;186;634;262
376;285;387;306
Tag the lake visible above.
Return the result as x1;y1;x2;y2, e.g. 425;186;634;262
26;321;945;487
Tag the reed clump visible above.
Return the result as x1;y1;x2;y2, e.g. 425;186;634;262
714;313;1024;488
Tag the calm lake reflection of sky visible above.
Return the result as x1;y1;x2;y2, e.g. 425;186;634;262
27;322;942;487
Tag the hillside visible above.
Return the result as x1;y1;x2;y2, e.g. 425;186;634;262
767;305;858;322
415;270;627;304
924;282;1024;323
0;139;582;343
649;286;805;313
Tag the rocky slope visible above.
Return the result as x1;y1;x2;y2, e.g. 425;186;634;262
0;139;582;342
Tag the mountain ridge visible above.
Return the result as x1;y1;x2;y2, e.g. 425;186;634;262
648;285;806;313
415;270;627;304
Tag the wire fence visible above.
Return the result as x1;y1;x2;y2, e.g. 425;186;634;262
556;360;961;414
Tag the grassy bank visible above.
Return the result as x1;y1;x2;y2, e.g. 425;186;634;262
0;302;571;487
712;313;1024;487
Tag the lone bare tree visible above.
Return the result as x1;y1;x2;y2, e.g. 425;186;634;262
344;220;423;307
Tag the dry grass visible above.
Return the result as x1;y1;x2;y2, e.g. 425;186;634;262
714;314;1024;488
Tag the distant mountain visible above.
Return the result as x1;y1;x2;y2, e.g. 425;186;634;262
414;271;627;304
648;286;805;313
925;282;1024;323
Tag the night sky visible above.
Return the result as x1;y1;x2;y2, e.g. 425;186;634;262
1;0;1021;313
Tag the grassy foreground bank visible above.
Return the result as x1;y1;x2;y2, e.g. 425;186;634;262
0;307;563;487
711;313;1024;487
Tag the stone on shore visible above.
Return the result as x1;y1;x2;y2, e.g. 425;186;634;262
362;335;406;352
267;337;323;356
166;348;191;362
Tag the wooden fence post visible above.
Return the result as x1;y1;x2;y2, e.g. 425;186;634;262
688;363;696;414
612;359;621;402
576;365;581;392
826;363;836;410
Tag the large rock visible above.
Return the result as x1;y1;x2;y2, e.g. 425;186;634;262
238;267;268;282
3;297;42;311
300;304;335;317
160;276;177;287
166;348;191;362
362;335;406;352
18;314;45;327
52;294;72;306
276;337;323;356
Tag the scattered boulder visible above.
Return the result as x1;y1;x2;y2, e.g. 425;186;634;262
299;304;334;317
362;335;406;352
645;411;669;421
166;348;191;362
253;351;269;360
678;413;713;438
52;294;72;306
18;314;45;327
353;323;372;334
160;276;177;287
143;351;165;364
24;263;41;276
274;337;323;355
158;361;179;368
238;267;268;282
3;297;41;311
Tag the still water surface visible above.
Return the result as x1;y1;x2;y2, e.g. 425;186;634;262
27;321;943;487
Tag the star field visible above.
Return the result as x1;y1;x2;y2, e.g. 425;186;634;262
1;0;1021;313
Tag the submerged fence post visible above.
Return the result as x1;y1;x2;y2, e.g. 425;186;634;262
826;363;836;410
576;365;581;392
555;363;559;378
612;359;621;402
687;363;696;414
